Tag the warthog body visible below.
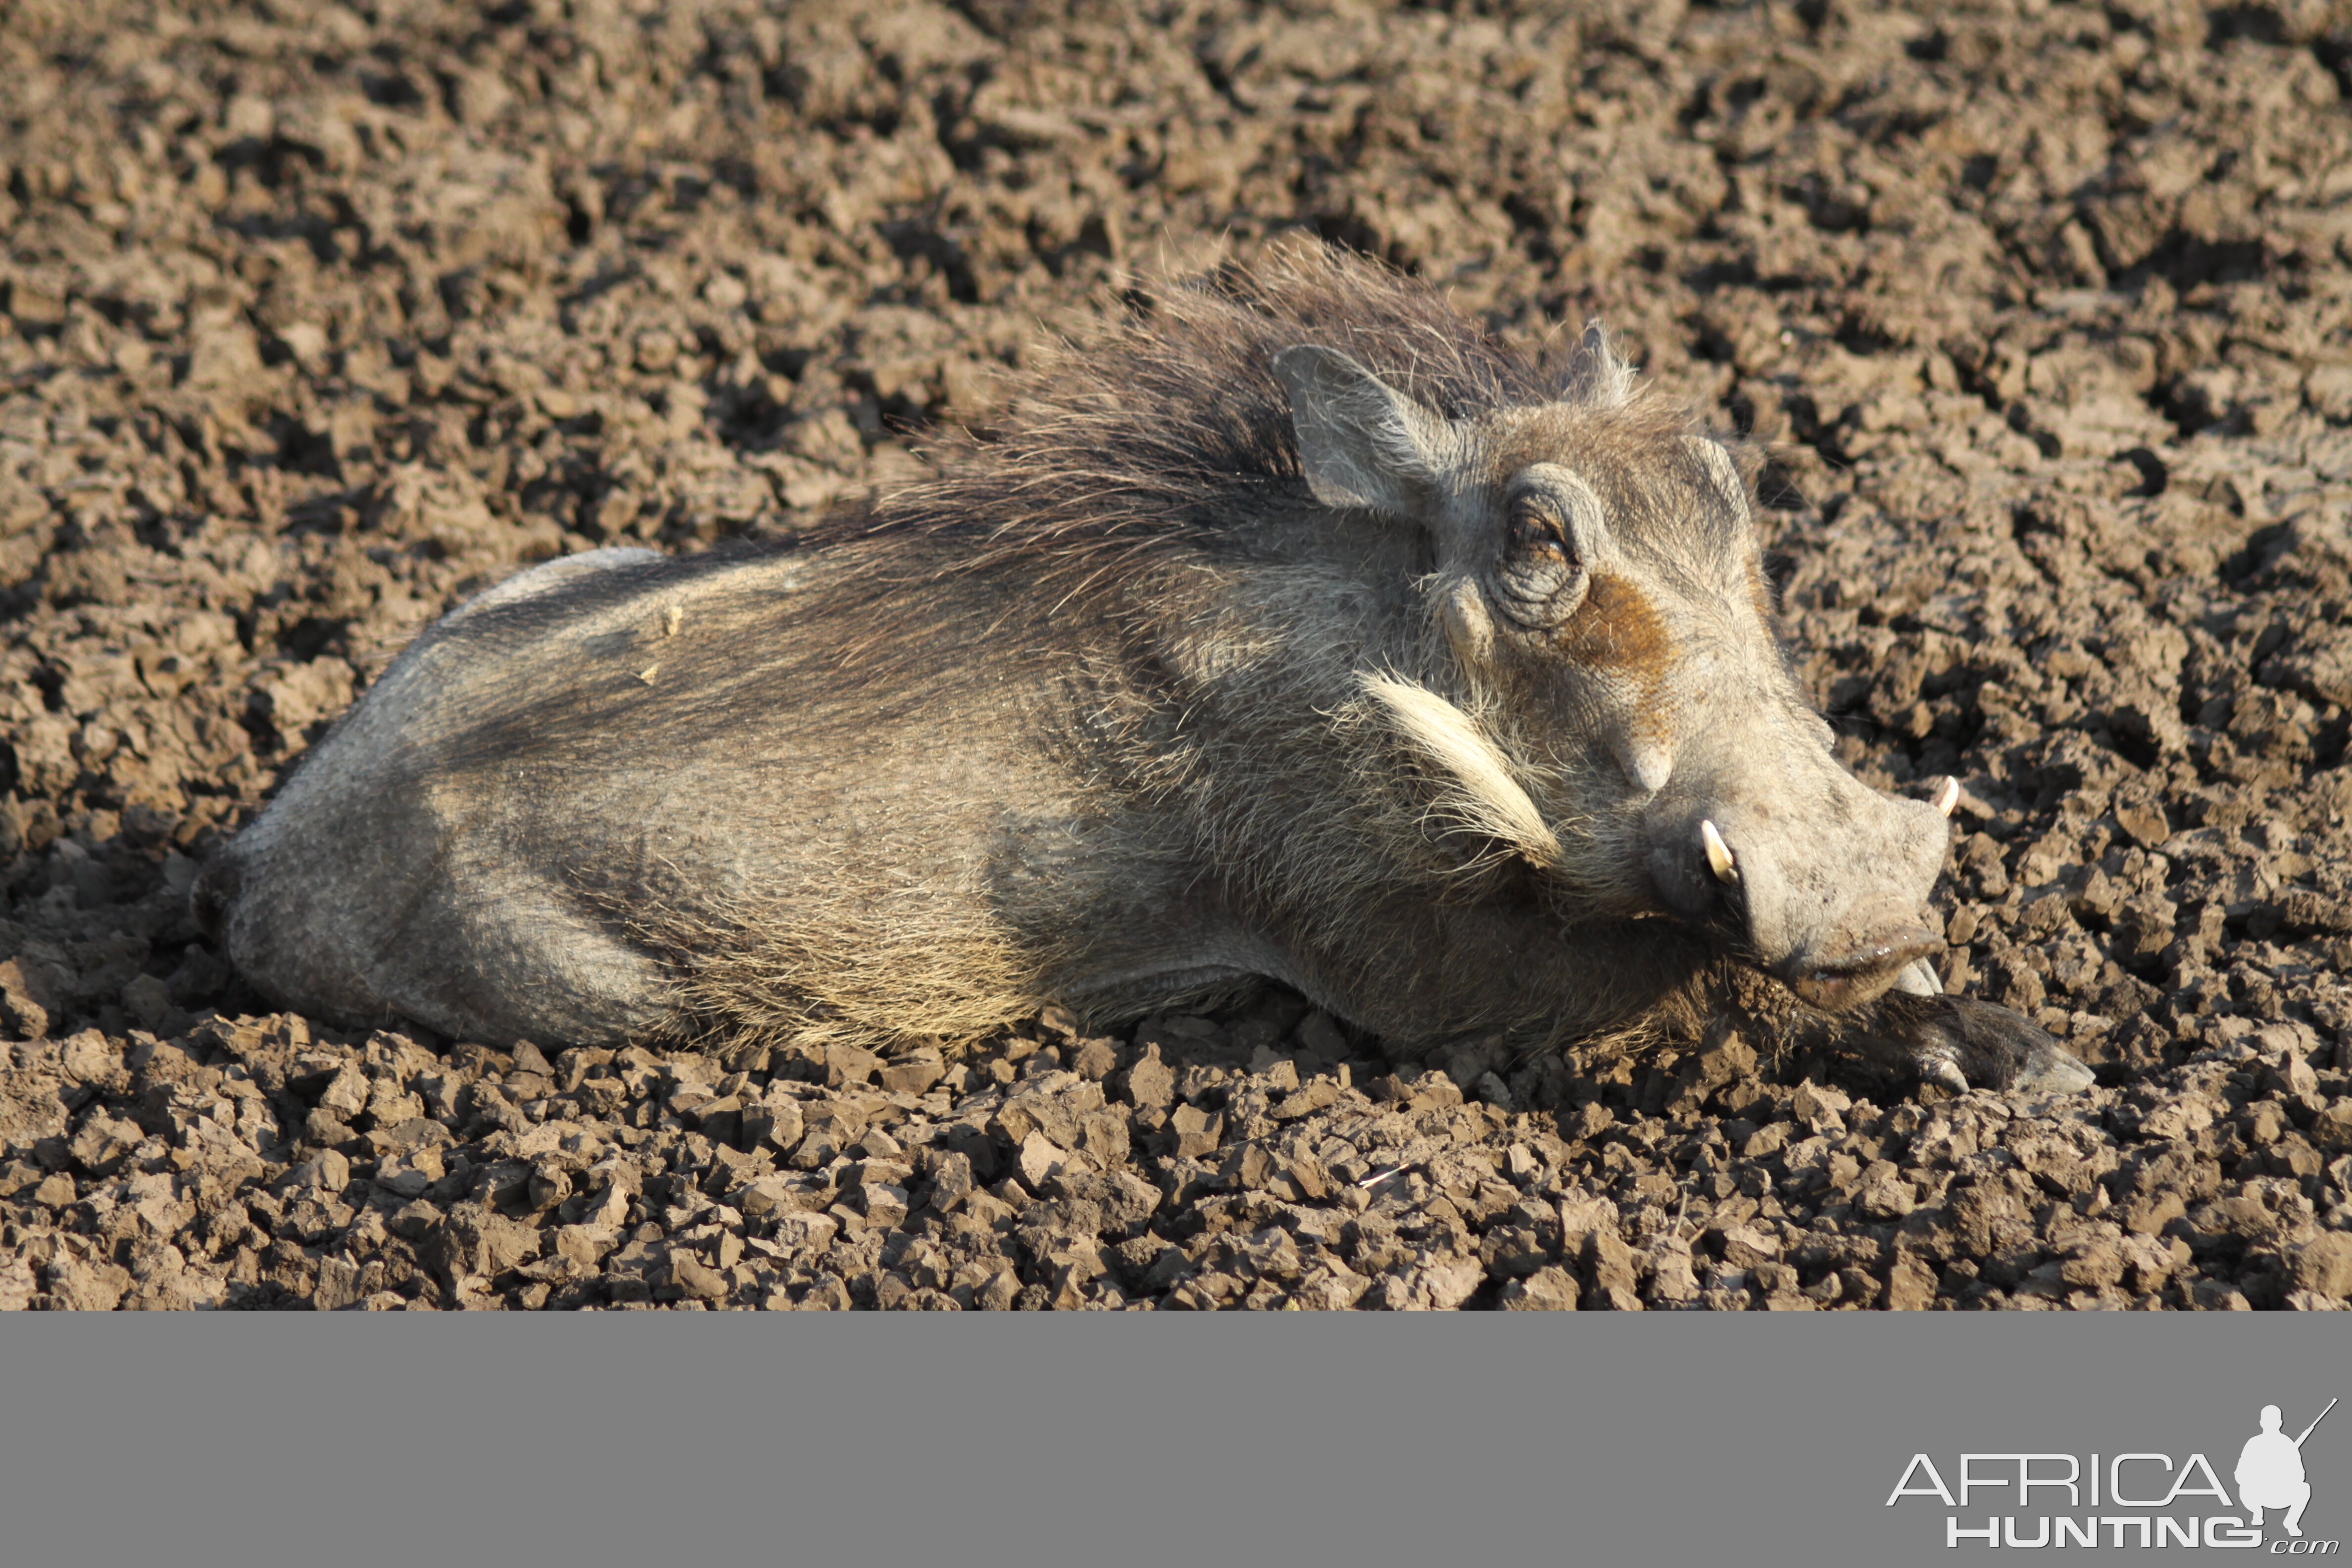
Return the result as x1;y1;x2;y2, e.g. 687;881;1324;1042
197;245;2090;1094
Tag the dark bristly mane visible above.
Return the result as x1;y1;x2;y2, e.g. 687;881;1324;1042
442;247;1624;767
544;243;1595;732
823;243;1575;574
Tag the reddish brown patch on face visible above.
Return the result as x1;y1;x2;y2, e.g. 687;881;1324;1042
1556;570;1677;740
1557;571;1673;681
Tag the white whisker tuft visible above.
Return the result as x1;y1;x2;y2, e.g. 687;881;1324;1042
1359;673;1562;868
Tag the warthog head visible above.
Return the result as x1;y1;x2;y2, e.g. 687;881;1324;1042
1276;337;1960;1021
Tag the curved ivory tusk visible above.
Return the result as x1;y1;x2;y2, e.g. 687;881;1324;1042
1893;957;1944;997
1700;819;1738;885
1934;777;1960;818
1924;1058;1969;1093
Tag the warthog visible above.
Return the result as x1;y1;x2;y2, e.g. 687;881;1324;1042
196;244;2092;1095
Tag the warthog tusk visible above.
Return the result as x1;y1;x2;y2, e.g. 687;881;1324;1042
1700;819;1738;885
1934;777;1960;817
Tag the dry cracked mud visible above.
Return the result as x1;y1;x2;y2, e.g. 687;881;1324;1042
4;0;2352;1311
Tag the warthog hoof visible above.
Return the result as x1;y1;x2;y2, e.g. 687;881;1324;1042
1879;992;2098;1096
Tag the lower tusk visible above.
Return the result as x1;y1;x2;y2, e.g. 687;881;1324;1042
1934;777;1960;817
1700;819;1739;885
1894;957;1944;997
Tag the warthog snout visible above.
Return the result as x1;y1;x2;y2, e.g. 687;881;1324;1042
1645;760;1957;1013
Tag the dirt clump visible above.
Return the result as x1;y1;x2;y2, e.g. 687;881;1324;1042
3;0;2351;1309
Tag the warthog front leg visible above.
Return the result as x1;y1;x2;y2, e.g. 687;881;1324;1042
1847;989;2098;1096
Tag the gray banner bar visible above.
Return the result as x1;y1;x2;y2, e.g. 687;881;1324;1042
1;1316;2340;1566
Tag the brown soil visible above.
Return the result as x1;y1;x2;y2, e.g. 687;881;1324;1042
4;0;2352;1311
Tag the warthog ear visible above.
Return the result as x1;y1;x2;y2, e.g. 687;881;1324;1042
1565;319;1635;407
1682;435;1750;515
1273;344;1452;519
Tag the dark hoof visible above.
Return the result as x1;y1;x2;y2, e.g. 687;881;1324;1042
2008;1038;2100;1096
1877;994;2097;1096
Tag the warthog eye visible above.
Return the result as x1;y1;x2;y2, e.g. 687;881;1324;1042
1496;500;1585;628
1509;501;1569;560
